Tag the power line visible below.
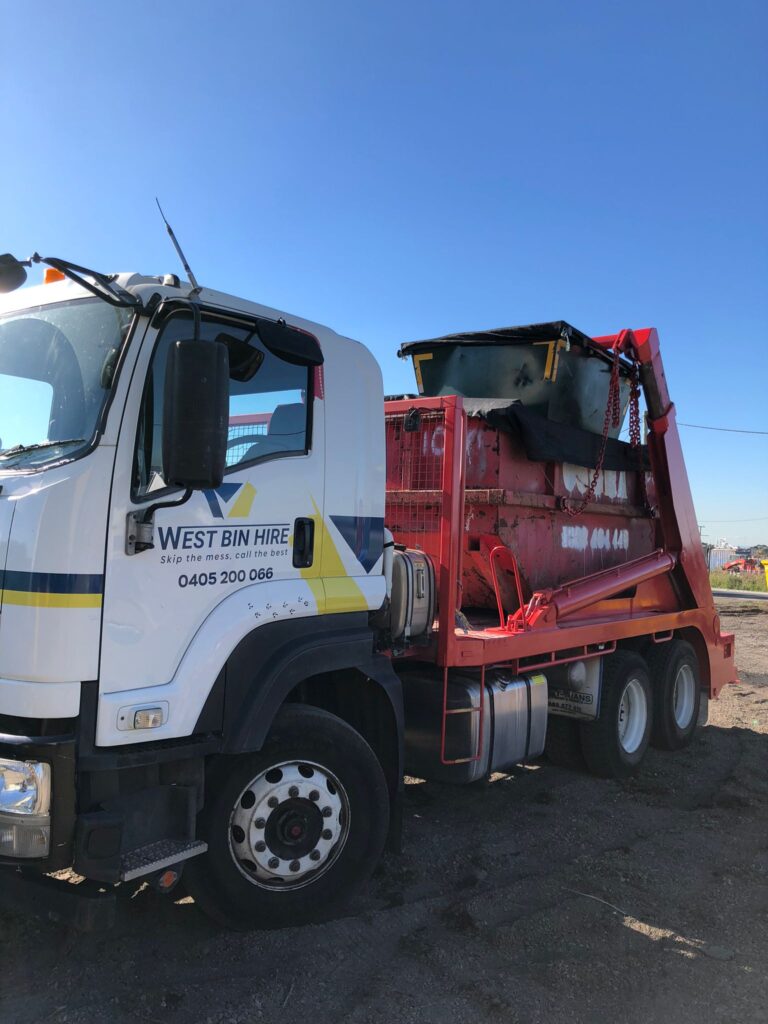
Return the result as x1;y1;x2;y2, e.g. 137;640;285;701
699;516;768;524
678;422;768;435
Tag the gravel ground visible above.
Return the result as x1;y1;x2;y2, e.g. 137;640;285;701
1;598;766;1024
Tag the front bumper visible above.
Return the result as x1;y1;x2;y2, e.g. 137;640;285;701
0;705;210;930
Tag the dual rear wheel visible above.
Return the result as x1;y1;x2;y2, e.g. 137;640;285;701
546;640;702;779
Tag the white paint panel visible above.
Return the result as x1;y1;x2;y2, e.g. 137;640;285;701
561;525;589;551
97;579;321;744
562;463;627;501
0;450;113;682
0;677;81;717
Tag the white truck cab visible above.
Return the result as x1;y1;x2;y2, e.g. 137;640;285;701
0;263;403;927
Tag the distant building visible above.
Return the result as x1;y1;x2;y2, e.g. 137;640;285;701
709;543;738;570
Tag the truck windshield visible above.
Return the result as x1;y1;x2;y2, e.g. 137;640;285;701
0;297;133;469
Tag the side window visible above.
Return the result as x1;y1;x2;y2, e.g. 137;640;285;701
133;314;311;498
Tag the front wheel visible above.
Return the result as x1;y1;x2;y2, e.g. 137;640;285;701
185;704;390;929
579;651;652;779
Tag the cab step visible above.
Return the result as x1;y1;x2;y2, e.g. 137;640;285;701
119;838;207;881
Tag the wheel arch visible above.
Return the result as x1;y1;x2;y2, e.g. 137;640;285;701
286;665;404;825
619;629;711;696
211;613;404;843
673;628;711;694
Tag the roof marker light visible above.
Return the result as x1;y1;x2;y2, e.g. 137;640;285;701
43;267;66;284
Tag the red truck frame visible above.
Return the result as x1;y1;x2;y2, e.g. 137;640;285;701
385;327;736;760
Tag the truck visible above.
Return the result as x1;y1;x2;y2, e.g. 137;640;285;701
0;252;737;929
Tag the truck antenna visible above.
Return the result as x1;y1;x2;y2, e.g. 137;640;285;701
155;198;201;293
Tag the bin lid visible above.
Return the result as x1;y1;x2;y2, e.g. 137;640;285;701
398;320;594;358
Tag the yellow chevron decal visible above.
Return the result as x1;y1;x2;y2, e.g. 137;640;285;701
296;500;369;614
227;482;257;518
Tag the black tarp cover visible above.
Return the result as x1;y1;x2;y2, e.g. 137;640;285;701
473;401;650;473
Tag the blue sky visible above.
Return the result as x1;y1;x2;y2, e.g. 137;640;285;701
2;1;766;544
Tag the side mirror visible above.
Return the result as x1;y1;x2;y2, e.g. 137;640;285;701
0;254;28;294
162;339;229;490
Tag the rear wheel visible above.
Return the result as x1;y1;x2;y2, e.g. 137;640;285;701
185;704;389;929
579;651;652;779
646;639;701;750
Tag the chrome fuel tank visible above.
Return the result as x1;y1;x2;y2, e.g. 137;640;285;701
402;666;548;784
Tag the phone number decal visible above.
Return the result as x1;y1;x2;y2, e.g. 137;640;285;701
178;567;275;588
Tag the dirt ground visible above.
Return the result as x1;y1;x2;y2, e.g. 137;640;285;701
1;599;766;1024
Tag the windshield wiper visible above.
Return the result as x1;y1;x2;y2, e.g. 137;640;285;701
32;255;142;309
0;438;86;459
0;253;142;309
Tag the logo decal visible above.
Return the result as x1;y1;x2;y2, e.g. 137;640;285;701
329;515;385;573
203;482;257;519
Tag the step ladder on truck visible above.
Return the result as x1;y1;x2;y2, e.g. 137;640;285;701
0;252;736;929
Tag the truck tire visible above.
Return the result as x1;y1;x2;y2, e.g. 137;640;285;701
645;639;701;751
185;704;389;929
579;651;652;779
544;715;586;771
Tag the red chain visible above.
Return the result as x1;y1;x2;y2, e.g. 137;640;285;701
627;361;653;514
563;345;622;518
628;362;642;448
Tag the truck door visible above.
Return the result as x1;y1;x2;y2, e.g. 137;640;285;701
98;306;326;703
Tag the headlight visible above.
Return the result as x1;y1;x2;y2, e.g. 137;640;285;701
0;759;51;815
0;759;51;858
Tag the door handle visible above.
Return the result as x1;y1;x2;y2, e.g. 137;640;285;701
292;517;315;569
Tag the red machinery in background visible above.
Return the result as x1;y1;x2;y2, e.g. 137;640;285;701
721;558;761;574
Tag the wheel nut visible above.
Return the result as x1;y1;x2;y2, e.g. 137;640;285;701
267;796;279;809
289;785;299;798
289;860;300;872
268;857;280;869
254;817;266;829
309;850;321;862
322;806;332;818
322;829;332;841
309;790;319;802
255;841;267;853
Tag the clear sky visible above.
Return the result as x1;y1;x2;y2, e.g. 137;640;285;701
1;1;766;544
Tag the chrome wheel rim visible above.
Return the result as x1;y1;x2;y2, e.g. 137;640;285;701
229;760;350;890
617;677;648;754
673;664;696;729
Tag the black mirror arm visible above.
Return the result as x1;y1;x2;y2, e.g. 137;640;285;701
126;489;193;555
140;488;193;525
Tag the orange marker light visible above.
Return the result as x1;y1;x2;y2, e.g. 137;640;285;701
43;267;66;284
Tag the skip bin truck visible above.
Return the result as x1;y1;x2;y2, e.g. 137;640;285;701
0;252;737;929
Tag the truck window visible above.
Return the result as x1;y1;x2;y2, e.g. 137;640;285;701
0;375;54;450
132;313;310;498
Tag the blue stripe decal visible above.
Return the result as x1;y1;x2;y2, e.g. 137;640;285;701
329;516;385;573
0;571;104;595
